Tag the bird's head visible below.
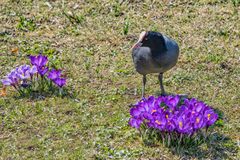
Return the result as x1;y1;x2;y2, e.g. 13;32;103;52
132;31;167;51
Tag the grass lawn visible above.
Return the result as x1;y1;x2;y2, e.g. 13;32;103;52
0;0;239;159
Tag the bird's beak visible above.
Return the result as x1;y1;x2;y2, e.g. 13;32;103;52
138;31;147;42
131;31;147;50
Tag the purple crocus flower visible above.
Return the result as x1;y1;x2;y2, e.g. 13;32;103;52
1;78;11;86
204;109;218;126
29;54;48;76
192;114;204;130
147;121;155;128
174;116;192;134
166;120;175;132
29;65;37;76
195;101;205;113
29;55;48;67
1;77;17;86
165;95;180;108
144;98;163;121
163;110;175;125
1;70;19;86
143;112;154;121
129;118;142;129
184;98;198;110
135;103;147;118
152;114;167;131
38;66;48;76
53;78;66;88
164;111;175;131
16;65;30;80
48;69;61;80
130;107;142;119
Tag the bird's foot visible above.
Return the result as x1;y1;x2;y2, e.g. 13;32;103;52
160;92;167;96
178;94;188;99
155;91;168;97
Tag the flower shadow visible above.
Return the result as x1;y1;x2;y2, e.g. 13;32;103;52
169;132;238;159
13;86;77;100
142;130;237;159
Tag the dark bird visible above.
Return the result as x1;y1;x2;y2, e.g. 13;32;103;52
132;31;179;97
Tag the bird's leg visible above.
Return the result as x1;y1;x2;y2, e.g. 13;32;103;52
142;75;146;99
158;73;165;96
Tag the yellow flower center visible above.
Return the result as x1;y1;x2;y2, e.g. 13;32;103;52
152;109;157;114
207;114;211;120
179;121;183;128
196;118;200;123
155;120;161;125
166;115;169;119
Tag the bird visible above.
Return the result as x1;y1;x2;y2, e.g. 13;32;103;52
131;31;179;98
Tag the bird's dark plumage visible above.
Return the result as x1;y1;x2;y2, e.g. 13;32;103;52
132;31;179;97
141;31;167;53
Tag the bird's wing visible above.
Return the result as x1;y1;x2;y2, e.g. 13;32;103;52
152;36;179;68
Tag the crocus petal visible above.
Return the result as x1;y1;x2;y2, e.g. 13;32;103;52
130;107;141;118
48;69;62;80
37;55;48;66
129;118;142;128
29;55;48;67
53;78;66;87
1;79;11;86
38;67;48;76
168;95;180;107
29;56;37;65
29;65;38;75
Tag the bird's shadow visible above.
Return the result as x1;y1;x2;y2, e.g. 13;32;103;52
155;91;188;99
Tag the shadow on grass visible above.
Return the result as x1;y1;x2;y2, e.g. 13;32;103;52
13;86;78;100
155;91;189;99
142;130;238;159
170;132;238;159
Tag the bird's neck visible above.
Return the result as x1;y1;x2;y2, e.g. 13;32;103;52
151;44;167;53
131;42;142;50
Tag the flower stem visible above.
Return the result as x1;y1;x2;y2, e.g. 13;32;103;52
41;76;45;91
178;133;183;146
161;132;165;145
167;132;171;147
138;128;142;136
176;133;183;153
204;126;209;141
12;85;24;95
59;87;63;97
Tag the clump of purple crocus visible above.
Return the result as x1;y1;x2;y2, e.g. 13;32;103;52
1;54;67;96
1;65;37;90
129;95;218;146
